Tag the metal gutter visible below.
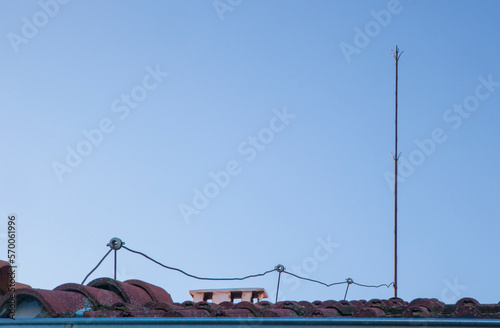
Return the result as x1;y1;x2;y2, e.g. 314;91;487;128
1;318;500;328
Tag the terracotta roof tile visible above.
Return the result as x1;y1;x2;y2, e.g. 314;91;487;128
193;301;217;312
260;308;299;317
365;299;385;308
170;308;211;317
453;305;482;318
127;309;168;318
353;306;386;318
124;279;173;304
217;308;254;317
409;297;445;313
234;301;260;316
214;301;233;309
180;300;196;308
83;310;124;318
304;308;341;317
297;300;316;309
54;283;123;307
87;278;152;304
349;300;366;307
402;305;432;318
456;297;480;307
320;300;340;308
386;297;408;306
146;301;180;312
1;288;87;318
0;260;31;296
254;300;273;309
1;261;500;319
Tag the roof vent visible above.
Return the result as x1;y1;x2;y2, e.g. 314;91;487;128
189;288;268;304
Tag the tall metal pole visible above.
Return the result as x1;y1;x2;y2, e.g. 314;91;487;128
391;45;402;298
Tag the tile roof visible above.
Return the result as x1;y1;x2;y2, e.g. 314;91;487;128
1;260;499;319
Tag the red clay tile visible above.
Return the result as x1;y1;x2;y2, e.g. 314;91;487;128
387;297;408;306
87;278;152;305
365;299;384;308
180;300;195;308
234;301;260;316
124;279;173;304
333;304;356;316
192;301;218;314
171;309;211;317
2;267;500;320
55;283;123;308
282;301;309;316
0;261;31;296
402;306;432;318
353;307;386;318
297;300;316;309
455;297;480;308
409;298;445;313
216;301;234;309
261;308;299;317
320;300;340;308
305;308;341;317
453;305;482;318
83;310;123;318
476;303;500;317
349;300;365;307
128;309;169;317
146;301;180;312
0;260;11;296
162;310;183;317
14;282;31;289
254;300;273;309
3;288;87;318
217;309;255;317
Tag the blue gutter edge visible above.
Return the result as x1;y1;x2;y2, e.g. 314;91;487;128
0;318;500;327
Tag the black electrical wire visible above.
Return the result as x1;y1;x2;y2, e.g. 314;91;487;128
81;248;112;285
284;271;393;289
83;241;394;299
353;281;394;288
122;245;277;281
283;271;347;287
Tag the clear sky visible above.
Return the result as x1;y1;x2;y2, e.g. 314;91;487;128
1;0;499;304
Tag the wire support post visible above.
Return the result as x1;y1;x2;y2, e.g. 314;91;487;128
343;278;353;300
274;264;285;303
391;45;403;298
81;237;125;285
107;237;124;281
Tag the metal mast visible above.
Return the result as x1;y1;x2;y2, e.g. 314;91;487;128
391;45;403;298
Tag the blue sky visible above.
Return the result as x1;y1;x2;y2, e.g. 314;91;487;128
1;0;499;304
